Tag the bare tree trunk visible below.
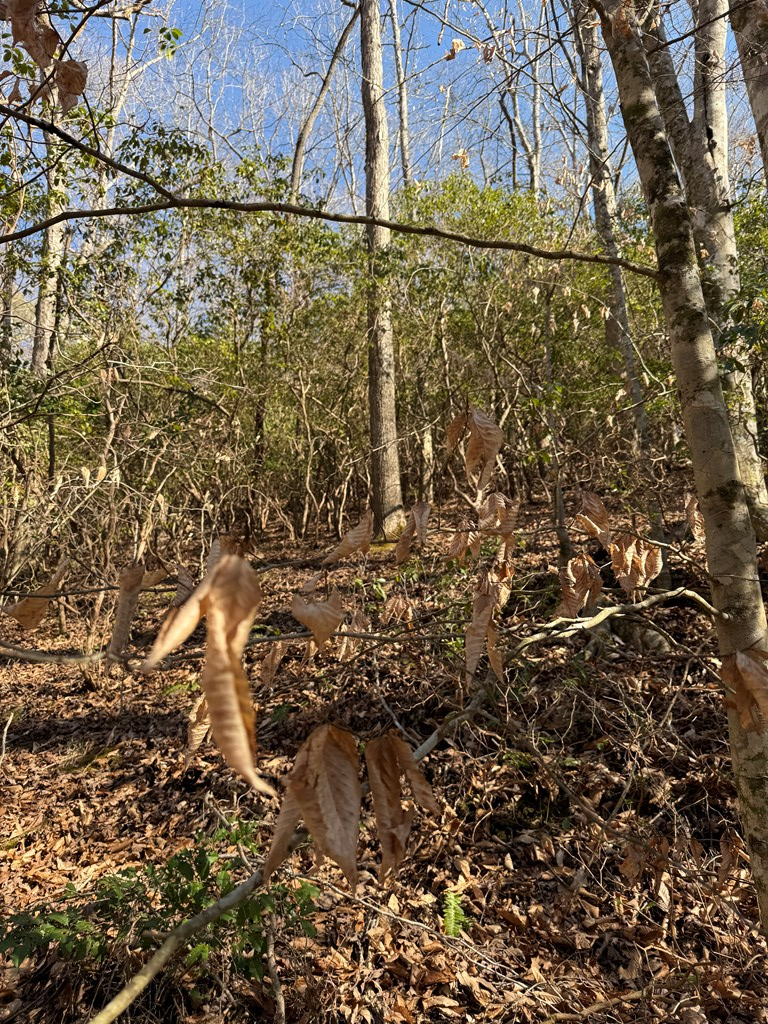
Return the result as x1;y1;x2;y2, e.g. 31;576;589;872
574;5;668;577
289;5;360;201
644;0;768;538
361;0;405;539
389;0;412;188
574;7;650;456
0;251;12;368
598;0;768;928
31;138;66;376
730;0;768;185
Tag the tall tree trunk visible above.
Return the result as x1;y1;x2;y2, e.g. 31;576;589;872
289;5;360;201
598;0;768;928
644;0;768;538
730;0;768;185
31;130;66;376
389;0;412;188
361;0;405;539
574;6;650;456
574;5;668;575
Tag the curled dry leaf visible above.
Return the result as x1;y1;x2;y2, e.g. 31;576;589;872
380;593;414;627
263;724;361;886
557;552;602;617
445;37;466;59
445;529;481;564
107;563;146;659
365;731;438;879
53;57;86;113
445;412;468;455
291;589;344;649
464;408;504;490
185;694;210;763
465;591;494;686
336;607;371;662
575;492;612;548
3;559;68;629
721;650;768;732
322;509;373;565
206;532;242;574
141;555;275;797
6;0;59;70
260;640;289;686
394;502;431;565
685;493;705;544
610;534;663;595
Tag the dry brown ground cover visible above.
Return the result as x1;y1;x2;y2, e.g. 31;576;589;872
1;499;768;1024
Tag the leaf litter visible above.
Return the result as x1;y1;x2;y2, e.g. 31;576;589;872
2;492;768;1023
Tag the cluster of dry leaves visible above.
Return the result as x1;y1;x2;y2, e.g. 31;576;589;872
0;0;87;112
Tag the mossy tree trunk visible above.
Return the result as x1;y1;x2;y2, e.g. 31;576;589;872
643;0;768;538
596;0;768;928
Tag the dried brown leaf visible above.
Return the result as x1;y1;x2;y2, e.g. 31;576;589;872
380;593;413;627
465;592;494;685
260;640;289;686
487;623;504;681
610;534;662;595
54;58;86;113
141;556;273;796
140;566;170;590
365;733;416;879
445;530;470;563
575;492;612;547
394;514;417;565
336;607;371;662
3;559;68;630
412;501;431;547
445;412;468;455
322;509;373;565
722;650;768;732
7;0;59;69
557;552;602;617
264;724;361;886
291;589;344;649
185;694;210;761
262;789;303;883
466;407;503;490
685;493;705;544
106;563;146;659
206;532;242;574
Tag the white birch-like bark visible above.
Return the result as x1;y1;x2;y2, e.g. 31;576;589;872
730;0;768;184
597;0;768;929
645;0;768;538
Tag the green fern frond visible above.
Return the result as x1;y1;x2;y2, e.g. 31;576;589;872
442;889;466;937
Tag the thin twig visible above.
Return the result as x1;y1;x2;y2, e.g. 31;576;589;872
265;916;286;1024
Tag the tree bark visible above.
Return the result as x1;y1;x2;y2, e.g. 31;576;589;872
730;0;768;185
31;132;66;376
389;0;412;188
645;0;768;538
361;0;405;539
597;0;768;928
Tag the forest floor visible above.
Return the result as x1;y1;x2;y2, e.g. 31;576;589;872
1;493;768;1024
